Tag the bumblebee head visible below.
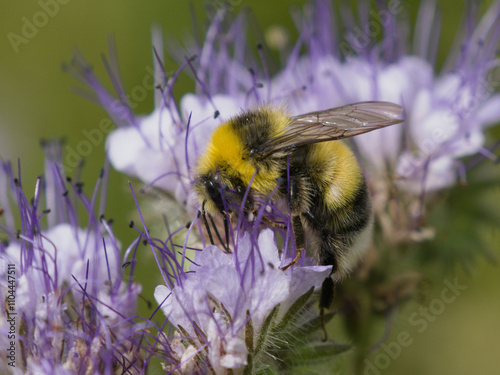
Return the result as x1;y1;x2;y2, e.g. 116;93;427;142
193;110;282;217
193;170;252;217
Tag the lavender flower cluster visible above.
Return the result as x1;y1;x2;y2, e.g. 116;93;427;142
0;144;142;374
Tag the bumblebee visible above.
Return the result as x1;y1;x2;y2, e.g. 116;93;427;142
193;102;404;328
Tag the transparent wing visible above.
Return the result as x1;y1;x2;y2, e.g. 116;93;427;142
259;101;404;156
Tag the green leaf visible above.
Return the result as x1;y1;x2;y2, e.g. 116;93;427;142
246;310;254;352
274;286;315;333
254;366;280;375
285;341;352;367
254;304;280;357
289;312;336;340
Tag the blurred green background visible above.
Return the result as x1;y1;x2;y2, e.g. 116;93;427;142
1;1;499;374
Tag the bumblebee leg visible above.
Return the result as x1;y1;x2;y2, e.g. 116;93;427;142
280;214;305;271
259;214;287;229
317;233;344;340
319;276;335;341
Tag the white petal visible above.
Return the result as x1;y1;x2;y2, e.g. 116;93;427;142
154;285;171;309
180;345;200;373
206;314;224;371
106;126;146;176
257;229;281;265
220;337;248;368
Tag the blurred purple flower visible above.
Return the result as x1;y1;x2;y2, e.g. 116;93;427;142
67;0;500;201
0;143;142;374
270;0;500;191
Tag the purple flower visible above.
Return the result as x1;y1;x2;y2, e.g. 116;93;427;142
153;229;331;372
0;143;142;374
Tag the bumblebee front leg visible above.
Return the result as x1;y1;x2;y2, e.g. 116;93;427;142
280;215;305;271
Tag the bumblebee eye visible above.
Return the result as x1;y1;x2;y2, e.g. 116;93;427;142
206;179;220;196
